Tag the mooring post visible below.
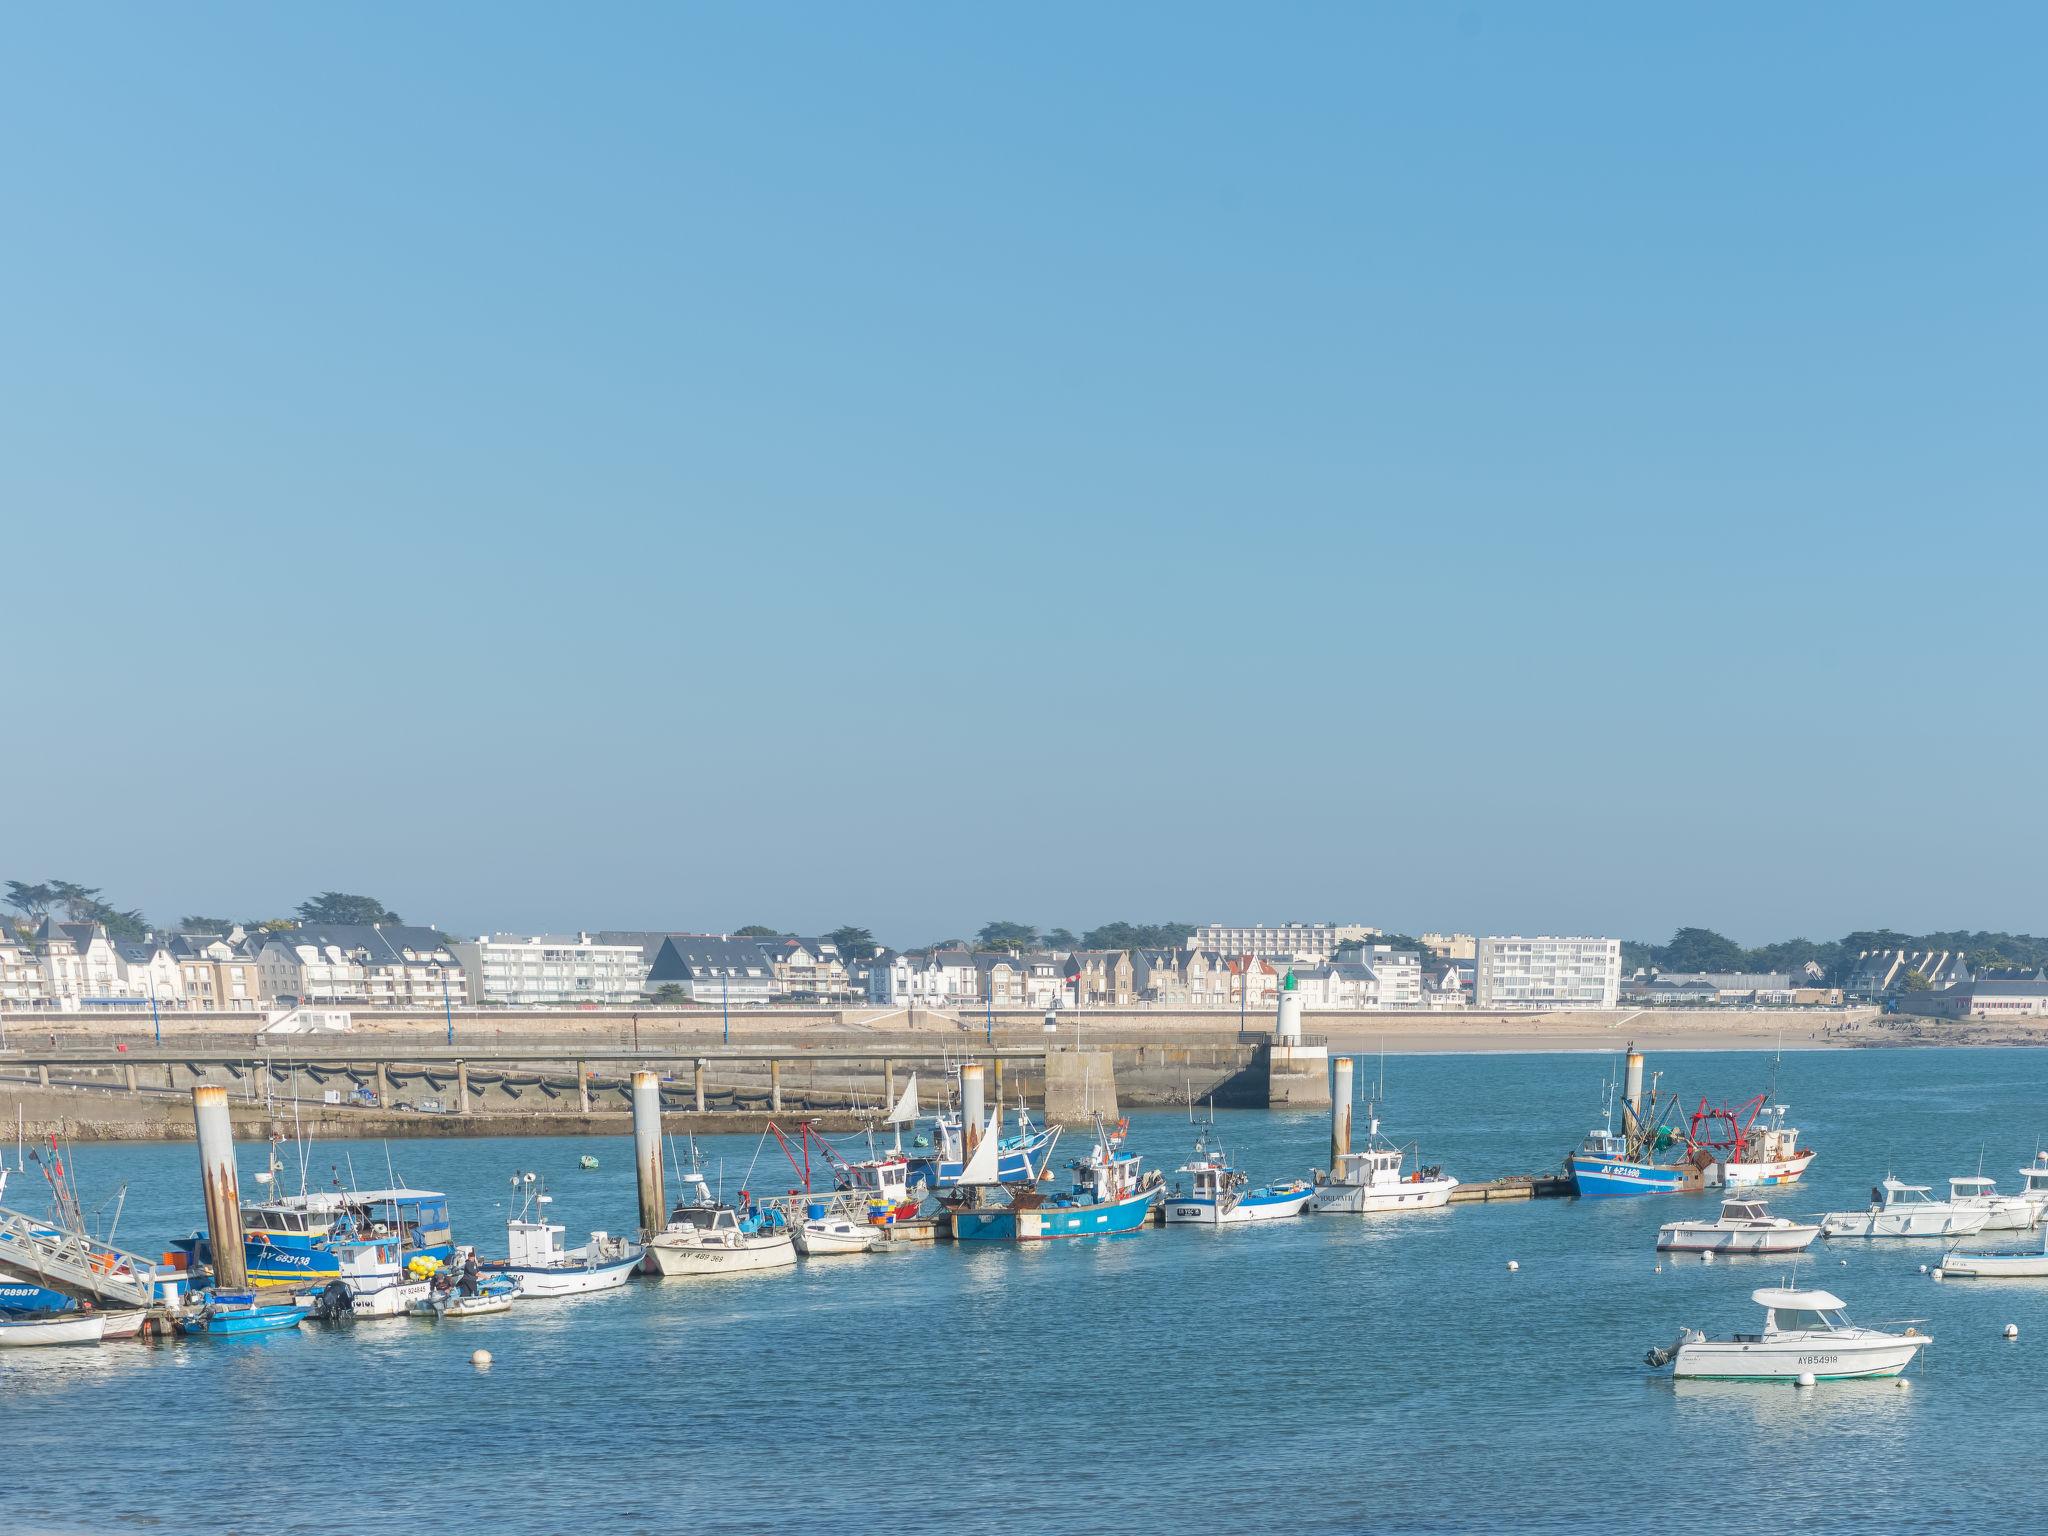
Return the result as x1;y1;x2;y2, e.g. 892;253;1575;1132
456;1059;471;1116
769;1057;782;1113
632;1070;665;1248
1331;1056;1354;1169
961;1062;986;1155
125;1063;137;1091
577;1060;590;1115
37;1063;49;1089
992;1056;1005;1103
192;1084;247;1291
883;1058;897;1110
694;1058;706;1112
374;1061;389;1106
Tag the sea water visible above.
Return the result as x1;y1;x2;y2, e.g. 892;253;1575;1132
8;1046;2048;1533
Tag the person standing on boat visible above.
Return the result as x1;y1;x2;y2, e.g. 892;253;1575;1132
457;1253;481;1298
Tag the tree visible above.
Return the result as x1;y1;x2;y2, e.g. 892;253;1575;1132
48;881;103;921
1044;927;1078;950
296;892;403;925
1901;969;1933;992
1654;927;1747;974
180;915;237;935
4;881;54;918
1080;921;1195;951
652;983;687;1003
827;925;879;961
977;920;1038;953
733;925;780;938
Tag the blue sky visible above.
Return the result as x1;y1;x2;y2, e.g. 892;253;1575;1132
2;5;2041;947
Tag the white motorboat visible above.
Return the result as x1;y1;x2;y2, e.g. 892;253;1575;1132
351;1280;430;1318
1656;1199;1821;1254
0;1311;107;1347
482;1173;642;1298
650;1207;798;1274
794;1215;879;1256
1646;1287;1929;1381
1163;1133;1312;1225
1937;1225;2048;1278
1309;1111;1457;1215
2017;1152;2048;1221
1945;1175;2036;1233
1820;1178;1992;1239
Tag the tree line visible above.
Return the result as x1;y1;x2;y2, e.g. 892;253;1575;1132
4;882;409;942
1623;926;2048;982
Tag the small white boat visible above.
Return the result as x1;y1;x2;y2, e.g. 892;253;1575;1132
2016;1153;2048;1222
1163;1134;1312;1225
1938;1224;2048;1278
794;1216;879;1257
97;1309;147;1340
1309;1112;1457;1215
352;1280;430;1318
407;1290;514;1320
0;1312;107;1347
1820;1178;1992;1239
650;1209;799;1274
1657;1199;1821;1254
1646;1287;1929;1381
1945;1175;2037;1233
482;1173;643;1297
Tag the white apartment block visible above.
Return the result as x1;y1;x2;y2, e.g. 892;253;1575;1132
451;933;650;1006
869;949;980;1006
1475;936;1622;1010
1189;923;1379;963
257;924;469;1009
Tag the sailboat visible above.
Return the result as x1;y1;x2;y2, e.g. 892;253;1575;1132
831;1074;926;1225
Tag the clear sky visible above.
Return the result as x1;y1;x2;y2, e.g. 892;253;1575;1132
3;5;2042;948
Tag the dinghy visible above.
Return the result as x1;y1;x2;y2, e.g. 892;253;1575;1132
794;1215;879;1256
0;1311;107;1347
1937;1225;2048;1278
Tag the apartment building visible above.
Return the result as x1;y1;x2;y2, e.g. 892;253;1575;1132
1475;936;1622;1010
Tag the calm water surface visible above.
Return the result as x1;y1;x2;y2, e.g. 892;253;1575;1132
8;1047;2048;1534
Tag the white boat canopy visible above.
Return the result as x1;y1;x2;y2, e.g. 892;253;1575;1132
1950;1176;1996;1189
1753;1287;1844;1310
1880;1179;1931;1194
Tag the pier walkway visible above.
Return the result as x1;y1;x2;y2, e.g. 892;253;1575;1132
0;1204;160;1307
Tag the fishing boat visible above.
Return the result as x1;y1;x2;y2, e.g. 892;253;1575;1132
1645;1288;1929;1381
1707;1100;1816;1188
794;1214;879;1256
1566;1052;1712;1198
829;1074;929;1224
950;1114;1160;1243
1820;1179;1993;1239
1936;1226;2048;1278
908;1100;1059;1191
174;1292;305;1337
1163;1133;1312;1225
1943;1175;2037;1233
0;1311;107;1347
480;1173;641;1298
1310;1106;1457;1215
174;1184;456;1287
1656;1199;1821;1254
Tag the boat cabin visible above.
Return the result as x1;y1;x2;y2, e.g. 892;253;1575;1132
1718;1200;1772;1225
1869;1178;1941;1212
1949;1176;2001;1202
2021;1156;2048;1199
1750;1287;1850;1338
1328;1143;1408;1190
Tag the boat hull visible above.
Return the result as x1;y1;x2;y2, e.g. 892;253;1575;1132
1657;1224;1820;1254
495;1253;641;1297
1310;1176;1457;1215
648;1231;798;1276
1569;1153;1698;1198
794;1223;879;1256
1673;1336;1926;1381
1821;1210;1990;1239
178;1303;303;1337
952;1185;1157;1242
1720;1151;1816;1188
408;1294;514;1319
0;1313;107;1347
352;1280;430;1318
1164;1186;1313;1225
1937;1248;2048;1277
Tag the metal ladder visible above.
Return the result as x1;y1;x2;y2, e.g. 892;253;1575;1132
0;1205;160;1308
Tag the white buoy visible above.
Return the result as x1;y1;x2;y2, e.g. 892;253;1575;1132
1700;1251;1714;1264
1506;1260;1519;1272
1839;1258;1849;1266
1932;1268;1945;1281
2005;1324;2020;1340
1895;1378;1911;1390
471;1349;493;1367
1918;1264;1928;1274
1654;1265;1662;1274
1796;1371;1816;1388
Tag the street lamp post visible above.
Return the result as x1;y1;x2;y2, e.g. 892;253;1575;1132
441;965;453;1045
722;972;730;1047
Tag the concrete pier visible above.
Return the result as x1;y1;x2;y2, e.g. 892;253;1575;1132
191;1084;247;1291
631;1070;664;1244
1263;977;1331;1108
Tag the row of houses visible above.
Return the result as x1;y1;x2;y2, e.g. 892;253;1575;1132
1622;970;1844;1007
0;919;464;1012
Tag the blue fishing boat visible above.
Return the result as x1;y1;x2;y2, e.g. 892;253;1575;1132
908;1104;1059;1191
950;1116;1161;1243
173;1186;456;1285
1565;1057;1710;1198
173;1291;304;1337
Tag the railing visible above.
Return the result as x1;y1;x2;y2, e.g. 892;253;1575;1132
0;1206;160;1307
